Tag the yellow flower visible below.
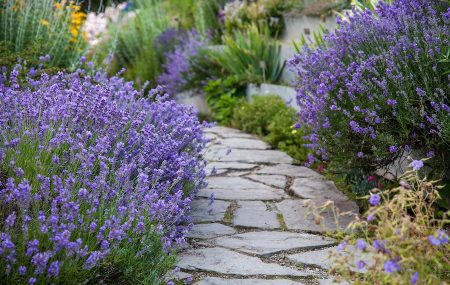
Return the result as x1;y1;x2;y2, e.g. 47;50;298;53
40;19;50;26
291;129;297;134
54;2;62;10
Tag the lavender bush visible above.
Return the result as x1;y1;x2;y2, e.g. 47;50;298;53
289;0;450;174
0;63;207;283
157;30;211;94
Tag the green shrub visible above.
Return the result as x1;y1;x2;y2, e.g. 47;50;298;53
232;95;309;162
105;0;170;85
0;41;62;75
204;76;246;125
223;0;288;37
0;0;86;69
212;24;284;84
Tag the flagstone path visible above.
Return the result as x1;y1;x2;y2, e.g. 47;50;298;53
177;126;359;285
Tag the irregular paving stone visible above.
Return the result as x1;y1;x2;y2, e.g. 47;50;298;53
205;162;258;173
276;200;356;232
190;199;230;223
246;174;286;188
195;277;306;285
205;231;335;256
291;178;359;214
319;278;350;285
218;138;270;149
198;177;287;201
205;126;255;138
204;146;293;164
234;201;280;229
287;247;336;269
255;164;323;178
187;223;236;239
177;247;313;277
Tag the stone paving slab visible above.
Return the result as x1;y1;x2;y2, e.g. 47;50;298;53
246;174;286;189
195;277;306;285
218;138;270;149
187;223;236;239
204;231;335;256
234;201;280;229
287;247;336;269
198;177;287;201
276;200;355;232
205;126;256;139
190;199;230;223
204;147;293;164
177;247;313;277
182;126;358;284
255;164;323;178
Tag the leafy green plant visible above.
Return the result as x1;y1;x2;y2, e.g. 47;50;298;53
232;95;309;162
193;0;225;42
204;76;246;125
212;24;284;84
0;0;87;68
106;0;170;85
223;0;288;37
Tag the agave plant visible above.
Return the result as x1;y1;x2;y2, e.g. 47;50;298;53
212;24;284;84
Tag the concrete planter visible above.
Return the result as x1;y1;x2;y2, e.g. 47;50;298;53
246;83;298;110
174;90;211;115
280;14;338;44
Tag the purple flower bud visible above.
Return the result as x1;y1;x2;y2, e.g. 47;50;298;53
384;260;400;273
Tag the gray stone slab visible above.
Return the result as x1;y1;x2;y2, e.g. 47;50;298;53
187;223;236;239
196;277;305;285
218;138;270;150
205;126;255;139
276;200;356;233
206;231;335;256
291;178;359;214
205;162;258;174
177;247;313;277
255;164;323;178
198;177;287;201
204;147;293;164
319;278;350;285
246;174;286;188
287;247;336;269
234;201;280;229
190;199;230;223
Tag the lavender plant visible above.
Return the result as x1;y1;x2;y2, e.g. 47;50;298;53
157;30;211;94
289;0;450;175
0;63;207;284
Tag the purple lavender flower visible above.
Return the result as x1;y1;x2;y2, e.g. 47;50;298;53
373;239;389;254
336;241;347;251
410;160;424;171
157;30;210;94
369;193;381;206
356;260;366;270
411;272;419;285
384;260;401;273
428;230;449;246
356;239;367;251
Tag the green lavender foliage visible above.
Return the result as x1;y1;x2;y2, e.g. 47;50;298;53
107;0;170;85
0;0;86;68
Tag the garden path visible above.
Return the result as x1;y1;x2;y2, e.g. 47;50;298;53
177;126;358;285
